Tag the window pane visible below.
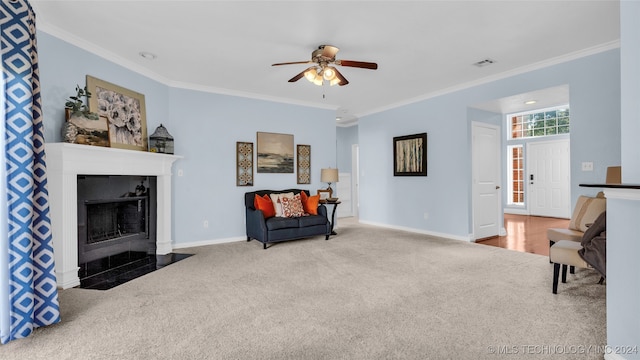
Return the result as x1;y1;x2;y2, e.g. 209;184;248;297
508;106;569;140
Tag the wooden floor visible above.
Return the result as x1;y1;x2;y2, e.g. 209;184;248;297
476;214;570;256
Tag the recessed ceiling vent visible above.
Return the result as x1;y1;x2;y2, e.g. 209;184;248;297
473;58;496;67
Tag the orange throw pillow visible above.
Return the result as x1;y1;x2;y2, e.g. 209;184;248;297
254;194;275;218
300;191;319;215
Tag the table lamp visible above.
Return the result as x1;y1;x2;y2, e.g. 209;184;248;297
321;168;339;196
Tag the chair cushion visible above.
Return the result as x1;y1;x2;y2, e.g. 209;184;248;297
549;240;590;268
547;228;584;242
568;195;606;232
265;217;299;231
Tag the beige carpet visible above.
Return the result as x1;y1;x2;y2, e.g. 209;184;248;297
0;219;606;359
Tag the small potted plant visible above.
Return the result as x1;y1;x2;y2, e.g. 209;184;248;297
62;85;110;146
65;85;99;120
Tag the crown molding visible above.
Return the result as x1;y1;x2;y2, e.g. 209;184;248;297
36;23;337;112
356;40;621;119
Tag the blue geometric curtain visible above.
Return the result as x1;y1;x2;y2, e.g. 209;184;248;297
0;0;60;344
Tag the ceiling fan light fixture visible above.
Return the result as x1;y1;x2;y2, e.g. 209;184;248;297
304;68;318;82
312;74;323;86
329;77;342;86
323;66;337;81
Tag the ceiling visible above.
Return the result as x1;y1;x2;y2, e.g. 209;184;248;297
31;1;620;126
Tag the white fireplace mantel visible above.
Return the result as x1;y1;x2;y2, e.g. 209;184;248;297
45;143;181;289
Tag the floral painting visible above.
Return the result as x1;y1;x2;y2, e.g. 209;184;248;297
86;75;148;151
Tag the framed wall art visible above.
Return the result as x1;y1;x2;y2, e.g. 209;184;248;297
317;189;332;200
236;142;254;186
86;75;148;151
393;132;427;176
256;132;294;173
296;144;311;184
63;109;110;147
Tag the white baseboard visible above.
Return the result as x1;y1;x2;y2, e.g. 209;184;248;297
504;208;529;215
605;352;629;360
173;236;245;250
358;220;472;242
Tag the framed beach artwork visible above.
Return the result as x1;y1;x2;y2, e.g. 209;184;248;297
63;110;110;147
393;132;427;176
86;75;148;151
256;132;294;173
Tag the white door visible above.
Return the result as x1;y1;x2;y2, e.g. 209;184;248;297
528;140;570;218
472;122;501;240
337;173;352;218
351;144;359;218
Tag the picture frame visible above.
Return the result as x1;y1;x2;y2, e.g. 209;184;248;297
393;132;427;176
317;189;332;200
296;144;311;184
63;109;110;147
86;75;148;151
256;131;294;173
236;142;253;186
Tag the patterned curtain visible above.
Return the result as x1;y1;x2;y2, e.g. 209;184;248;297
0;0;60;344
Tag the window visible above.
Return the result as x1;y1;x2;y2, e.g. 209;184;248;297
508;106;570;140
508;145;524;205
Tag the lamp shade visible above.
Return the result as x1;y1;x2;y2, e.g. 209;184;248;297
321;168;339;183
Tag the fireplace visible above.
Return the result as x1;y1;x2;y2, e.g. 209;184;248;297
76;175;157;284
45;143;181;289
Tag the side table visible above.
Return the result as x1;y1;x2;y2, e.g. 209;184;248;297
319;200;341;235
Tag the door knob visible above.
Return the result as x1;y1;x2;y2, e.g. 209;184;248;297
496;186;500;189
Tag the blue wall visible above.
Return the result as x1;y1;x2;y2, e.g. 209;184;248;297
336;125;358;174
37;31;336;247
357;49;621;240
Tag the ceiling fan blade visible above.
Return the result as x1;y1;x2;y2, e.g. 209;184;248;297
272;61;313;66
335;60;378;70
333;68;349;86
287;66;316;83
320;45;339;58
288;71;306;83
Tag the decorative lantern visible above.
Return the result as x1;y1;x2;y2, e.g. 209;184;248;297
149;124;174;154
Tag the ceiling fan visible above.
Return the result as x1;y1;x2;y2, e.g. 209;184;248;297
272;45;378;87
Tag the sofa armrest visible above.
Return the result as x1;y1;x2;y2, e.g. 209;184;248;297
246;207;268;242
317;204;328;218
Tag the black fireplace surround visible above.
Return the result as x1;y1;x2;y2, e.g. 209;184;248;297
77;175;158;288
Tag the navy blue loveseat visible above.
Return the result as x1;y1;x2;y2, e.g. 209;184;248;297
245;189;331;249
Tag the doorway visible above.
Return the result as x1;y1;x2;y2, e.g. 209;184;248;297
527;139;570;218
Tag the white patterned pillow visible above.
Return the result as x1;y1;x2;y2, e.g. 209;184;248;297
269;192;294;217
281;194;305;218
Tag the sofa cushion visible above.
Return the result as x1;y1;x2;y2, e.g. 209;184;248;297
569;195;606;232
300;191;320;215
254;194;275;219
269;192;294;217
265;217;299;231
298;215;328;227
281;194;305;218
